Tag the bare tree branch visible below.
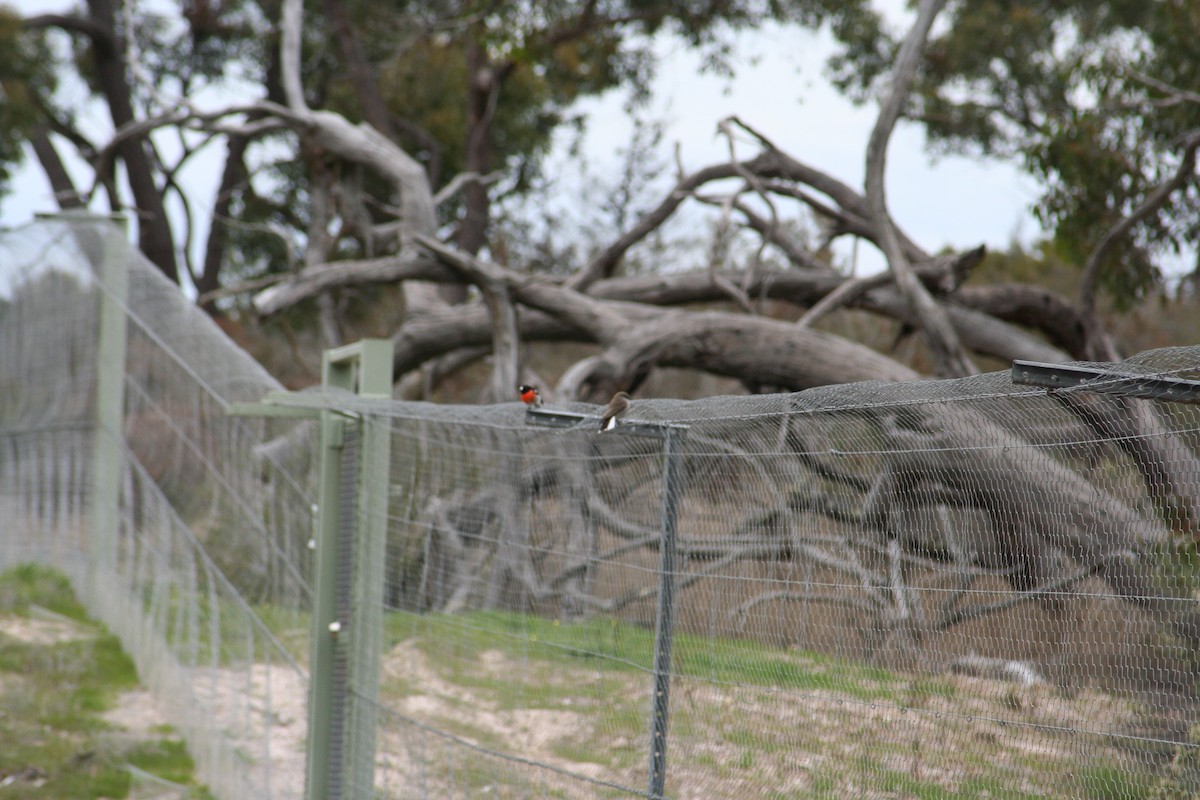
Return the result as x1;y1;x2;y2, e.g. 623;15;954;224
798;247;984;329
565;309;920;401
934;565;1099;631
692;191;828;271
277;0;441;323
864;0;975;378
413;236;519;401
23;12;113;46
434;170;505;205
953;283;1092;359
416;234;632;343
567;161;747;291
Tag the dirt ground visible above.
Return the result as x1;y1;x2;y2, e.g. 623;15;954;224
0;611;1165;799
372;635;1147;799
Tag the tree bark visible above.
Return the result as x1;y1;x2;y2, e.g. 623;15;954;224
86;0;180;282
563;309;920;401
879;408;1200;646
29;129;85;209
196;133;250;314
416;237;520;401
277;0;444;313
417;245;1072;380
1055;392;1200;539
953;284;1092;359
253;251;450;315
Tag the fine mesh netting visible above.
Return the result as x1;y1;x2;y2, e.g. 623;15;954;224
354;366;1200;798
0;218;315;799
2;216;1200;799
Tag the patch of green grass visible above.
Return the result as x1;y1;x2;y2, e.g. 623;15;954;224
0;565;210;799
426;745;553;797
125;738;208;789
551;737;623;769
388;608;907;701
0;563;90;620
675;635;903;700
722;726;765;749
1080;766;1158;799
905;676;958;705
592;698;648;752
252;603;311;663
806;757;1046;800
387;609;657;673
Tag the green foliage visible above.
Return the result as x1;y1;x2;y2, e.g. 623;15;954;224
307;0;876;233
0;8;57;193
830;1;1200;308
970;239;1080;296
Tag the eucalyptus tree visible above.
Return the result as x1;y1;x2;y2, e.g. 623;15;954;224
833;0;1200;332
3;0;1200;673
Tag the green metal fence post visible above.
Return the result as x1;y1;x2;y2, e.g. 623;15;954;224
229;338;393;800
304;339;393;800
307;405;347;800
328;340;393;799
88;216;130;603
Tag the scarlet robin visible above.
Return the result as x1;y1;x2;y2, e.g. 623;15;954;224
517;384;543;408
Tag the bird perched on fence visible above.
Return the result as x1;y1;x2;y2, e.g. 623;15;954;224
517;384;543;408
599;391;631;432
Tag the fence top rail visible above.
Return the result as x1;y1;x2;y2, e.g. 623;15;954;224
1012;359;1200;405
523;407;689;438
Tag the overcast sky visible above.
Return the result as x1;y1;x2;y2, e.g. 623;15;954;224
0;1;1042;278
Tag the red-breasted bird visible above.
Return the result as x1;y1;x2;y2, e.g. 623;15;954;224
517;384;543;408
599;391;631;432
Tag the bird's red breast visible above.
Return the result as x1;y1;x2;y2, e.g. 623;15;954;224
518;384;540;406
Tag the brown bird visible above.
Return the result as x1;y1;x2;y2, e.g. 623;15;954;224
599;391;631;432
517;384;543;408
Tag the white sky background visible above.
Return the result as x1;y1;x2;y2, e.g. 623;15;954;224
0;0;1043;281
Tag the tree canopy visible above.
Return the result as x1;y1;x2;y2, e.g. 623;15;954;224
4;0;1200;700
838;1;1200;308
0;0;1196;380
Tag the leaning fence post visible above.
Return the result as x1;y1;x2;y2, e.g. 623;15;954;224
649;424;684;799
517;406;687;797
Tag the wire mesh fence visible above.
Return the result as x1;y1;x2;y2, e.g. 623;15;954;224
352;365;1200;798
2;215;1200;798
0;217;314;799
